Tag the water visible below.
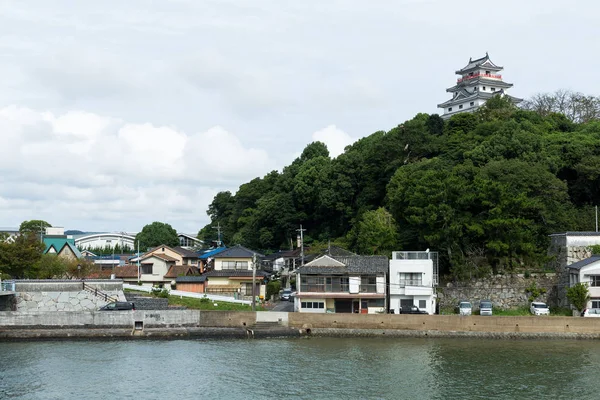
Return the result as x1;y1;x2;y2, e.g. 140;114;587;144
1;337;599;399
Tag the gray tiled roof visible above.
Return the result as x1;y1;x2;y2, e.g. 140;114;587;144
297;255;388;275
215;245;264;259
174;246;200;258
176;275;207;283
567;256;600;270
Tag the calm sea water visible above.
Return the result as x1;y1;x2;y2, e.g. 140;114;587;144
1;337;598;399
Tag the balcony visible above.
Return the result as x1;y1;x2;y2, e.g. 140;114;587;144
457;73;502;83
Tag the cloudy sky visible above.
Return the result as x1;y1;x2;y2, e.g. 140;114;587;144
1;0;598;235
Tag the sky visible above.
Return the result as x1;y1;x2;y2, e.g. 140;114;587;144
1;0;599;235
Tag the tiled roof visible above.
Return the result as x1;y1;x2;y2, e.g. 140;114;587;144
550;232;600;237
297;255;388;275
455;54;502;74
214;245;264;259
174;246;200;258
176;275;207;283
164;265;198;278
322;246;356;257
205;269;269;277
568;256;600;270
141;253;178;262
114;265;139;278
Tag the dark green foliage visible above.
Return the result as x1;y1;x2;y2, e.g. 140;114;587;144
135;222;179;249
19;220;51;236
0;233;45;278
200;97;600;280
266;280;281;301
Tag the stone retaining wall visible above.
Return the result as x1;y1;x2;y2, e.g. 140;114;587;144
437;274;558;309
15;291;115;312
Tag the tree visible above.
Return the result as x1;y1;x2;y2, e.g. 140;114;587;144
33;254;69;279
19;220;51;236
0;233;45;278
352;208;399;256
522;89;600;123
135;222;179;249
567;283;590;313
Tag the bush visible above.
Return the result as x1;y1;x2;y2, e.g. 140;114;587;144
266;280;281;301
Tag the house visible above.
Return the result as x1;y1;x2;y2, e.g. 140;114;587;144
204;245;267;300
43;227;82;260
130;245;200;268
568;255;600;310
388;251;439;315
549;231;600;305
177;233;204;250
295;255;388;314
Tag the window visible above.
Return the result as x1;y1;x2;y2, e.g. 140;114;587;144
591;299;600;308
141;264;152;274
491;87;496;92
301;302;324;309
474;87;478;91
470;102;474;107
419;300;426;309
448;107;452;112
482;86;486;91
361;276;377;293
459;105;463;109
367;299;385;307
590;276;600;287
221;261;249;269
301;276;349;292
485;70;490;75
398;273;422;287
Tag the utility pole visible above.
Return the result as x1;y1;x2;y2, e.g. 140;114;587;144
596;205;598;233
213;222;223;247
137;240;141;282
296;225;306;267
252;253;257;311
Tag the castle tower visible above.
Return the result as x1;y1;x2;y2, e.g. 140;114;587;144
437;53;521;119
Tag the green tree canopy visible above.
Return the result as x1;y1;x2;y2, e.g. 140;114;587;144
19;220;51;236
135;222;179;250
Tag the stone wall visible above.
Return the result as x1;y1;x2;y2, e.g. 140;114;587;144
15;291;113;312
437;274;558;310
124;293;169;310
548;239;594;306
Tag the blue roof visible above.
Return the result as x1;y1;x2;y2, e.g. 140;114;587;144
199;247;227;260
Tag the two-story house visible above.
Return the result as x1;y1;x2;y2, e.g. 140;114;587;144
204;245;267;300
295;255;388;314
389;251;438;315
568;255;600;310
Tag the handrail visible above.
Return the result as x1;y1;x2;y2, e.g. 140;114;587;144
82;282;118;303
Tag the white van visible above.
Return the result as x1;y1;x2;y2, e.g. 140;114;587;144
458;301;472;316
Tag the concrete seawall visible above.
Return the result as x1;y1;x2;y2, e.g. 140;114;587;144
2;311;600;340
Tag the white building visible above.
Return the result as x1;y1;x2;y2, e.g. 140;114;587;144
389;251;438;315
74;232;136;251
568;256;600;310
438;53;521;119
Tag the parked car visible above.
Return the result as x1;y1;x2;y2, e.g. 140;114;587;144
399;305;428;314
530;302;550;316
280;289;293;301
458;301;472;316
479;300;493;316
99;301;135;311
581;308;600;317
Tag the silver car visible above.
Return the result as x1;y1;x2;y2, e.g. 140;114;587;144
479;300;493;316
458;301;472;316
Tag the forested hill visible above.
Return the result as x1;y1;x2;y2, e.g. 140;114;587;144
198;96;600;279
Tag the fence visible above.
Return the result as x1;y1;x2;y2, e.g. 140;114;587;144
0;280;15;292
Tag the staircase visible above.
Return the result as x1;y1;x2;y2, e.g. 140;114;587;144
83;283;118;303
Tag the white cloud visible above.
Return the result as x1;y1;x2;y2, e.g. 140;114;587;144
312;125;356;158
0;106;274;232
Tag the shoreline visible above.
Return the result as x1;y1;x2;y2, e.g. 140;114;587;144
2;326;600;341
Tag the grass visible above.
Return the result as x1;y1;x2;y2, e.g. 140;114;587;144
124;288;265;311
440;305;575;316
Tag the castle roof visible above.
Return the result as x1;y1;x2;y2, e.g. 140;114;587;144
455;53;503;74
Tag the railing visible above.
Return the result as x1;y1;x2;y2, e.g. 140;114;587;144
83;282;118;303
457;73;502;83
1;280;15;292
